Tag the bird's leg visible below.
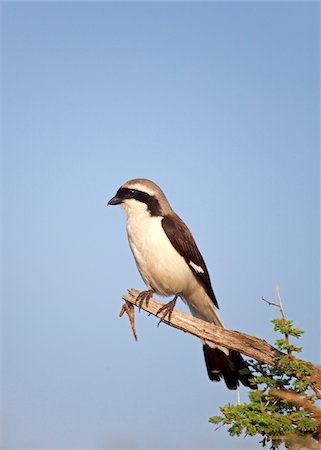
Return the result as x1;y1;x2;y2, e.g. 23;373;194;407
156;295;178;325
136;289;154;310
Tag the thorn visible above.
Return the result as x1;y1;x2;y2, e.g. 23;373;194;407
237;385;241;405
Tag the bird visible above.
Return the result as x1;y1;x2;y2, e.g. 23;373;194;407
108;178;254;390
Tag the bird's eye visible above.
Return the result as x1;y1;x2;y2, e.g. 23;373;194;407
130;189;136;195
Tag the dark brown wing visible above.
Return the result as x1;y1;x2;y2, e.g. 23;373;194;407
162;213;219;309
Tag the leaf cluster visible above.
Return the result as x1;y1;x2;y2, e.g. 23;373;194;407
210;314;320;449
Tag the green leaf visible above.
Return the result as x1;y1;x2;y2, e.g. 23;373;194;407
210;312;320;450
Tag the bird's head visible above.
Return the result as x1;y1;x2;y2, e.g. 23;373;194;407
108;178;171;217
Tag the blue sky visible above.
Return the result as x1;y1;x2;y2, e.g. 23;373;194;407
1;2;320;449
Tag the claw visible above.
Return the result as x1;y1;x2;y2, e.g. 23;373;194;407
156;295;178;326
136;290;154;310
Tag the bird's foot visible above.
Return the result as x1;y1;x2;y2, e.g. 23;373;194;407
136;289;154;310
156;295;178;326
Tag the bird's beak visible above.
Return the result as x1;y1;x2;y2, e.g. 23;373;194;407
108;195;122;206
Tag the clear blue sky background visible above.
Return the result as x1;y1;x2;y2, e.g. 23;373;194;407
1;2;319;449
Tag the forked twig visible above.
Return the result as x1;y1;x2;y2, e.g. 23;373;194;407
261;297;280;308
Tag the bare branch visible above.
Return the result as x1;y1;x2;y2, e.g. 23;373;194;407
120;288;321;389
276;284;286;322
275;284;292;356
122;288;282;365
261;297;280;308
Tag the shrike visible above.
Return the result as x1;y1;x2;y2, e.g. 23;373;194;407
108;178;253;389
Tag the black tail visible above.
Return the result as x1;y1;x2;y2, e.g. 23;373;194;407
203;344;256;390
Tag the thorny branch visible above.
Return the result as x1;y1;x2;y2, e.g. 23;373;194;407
270;389;321;423
262;284;292;356
270;389;321;445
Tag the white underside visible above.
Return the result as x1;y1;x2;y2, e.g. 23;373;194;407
122;199;224;331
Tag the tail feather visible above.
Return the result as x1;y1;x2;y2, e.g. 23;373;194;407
203;344;256;390
184;290;256;389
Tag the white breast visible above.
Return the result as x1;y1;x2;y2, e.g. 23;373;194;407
125;205;197;296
